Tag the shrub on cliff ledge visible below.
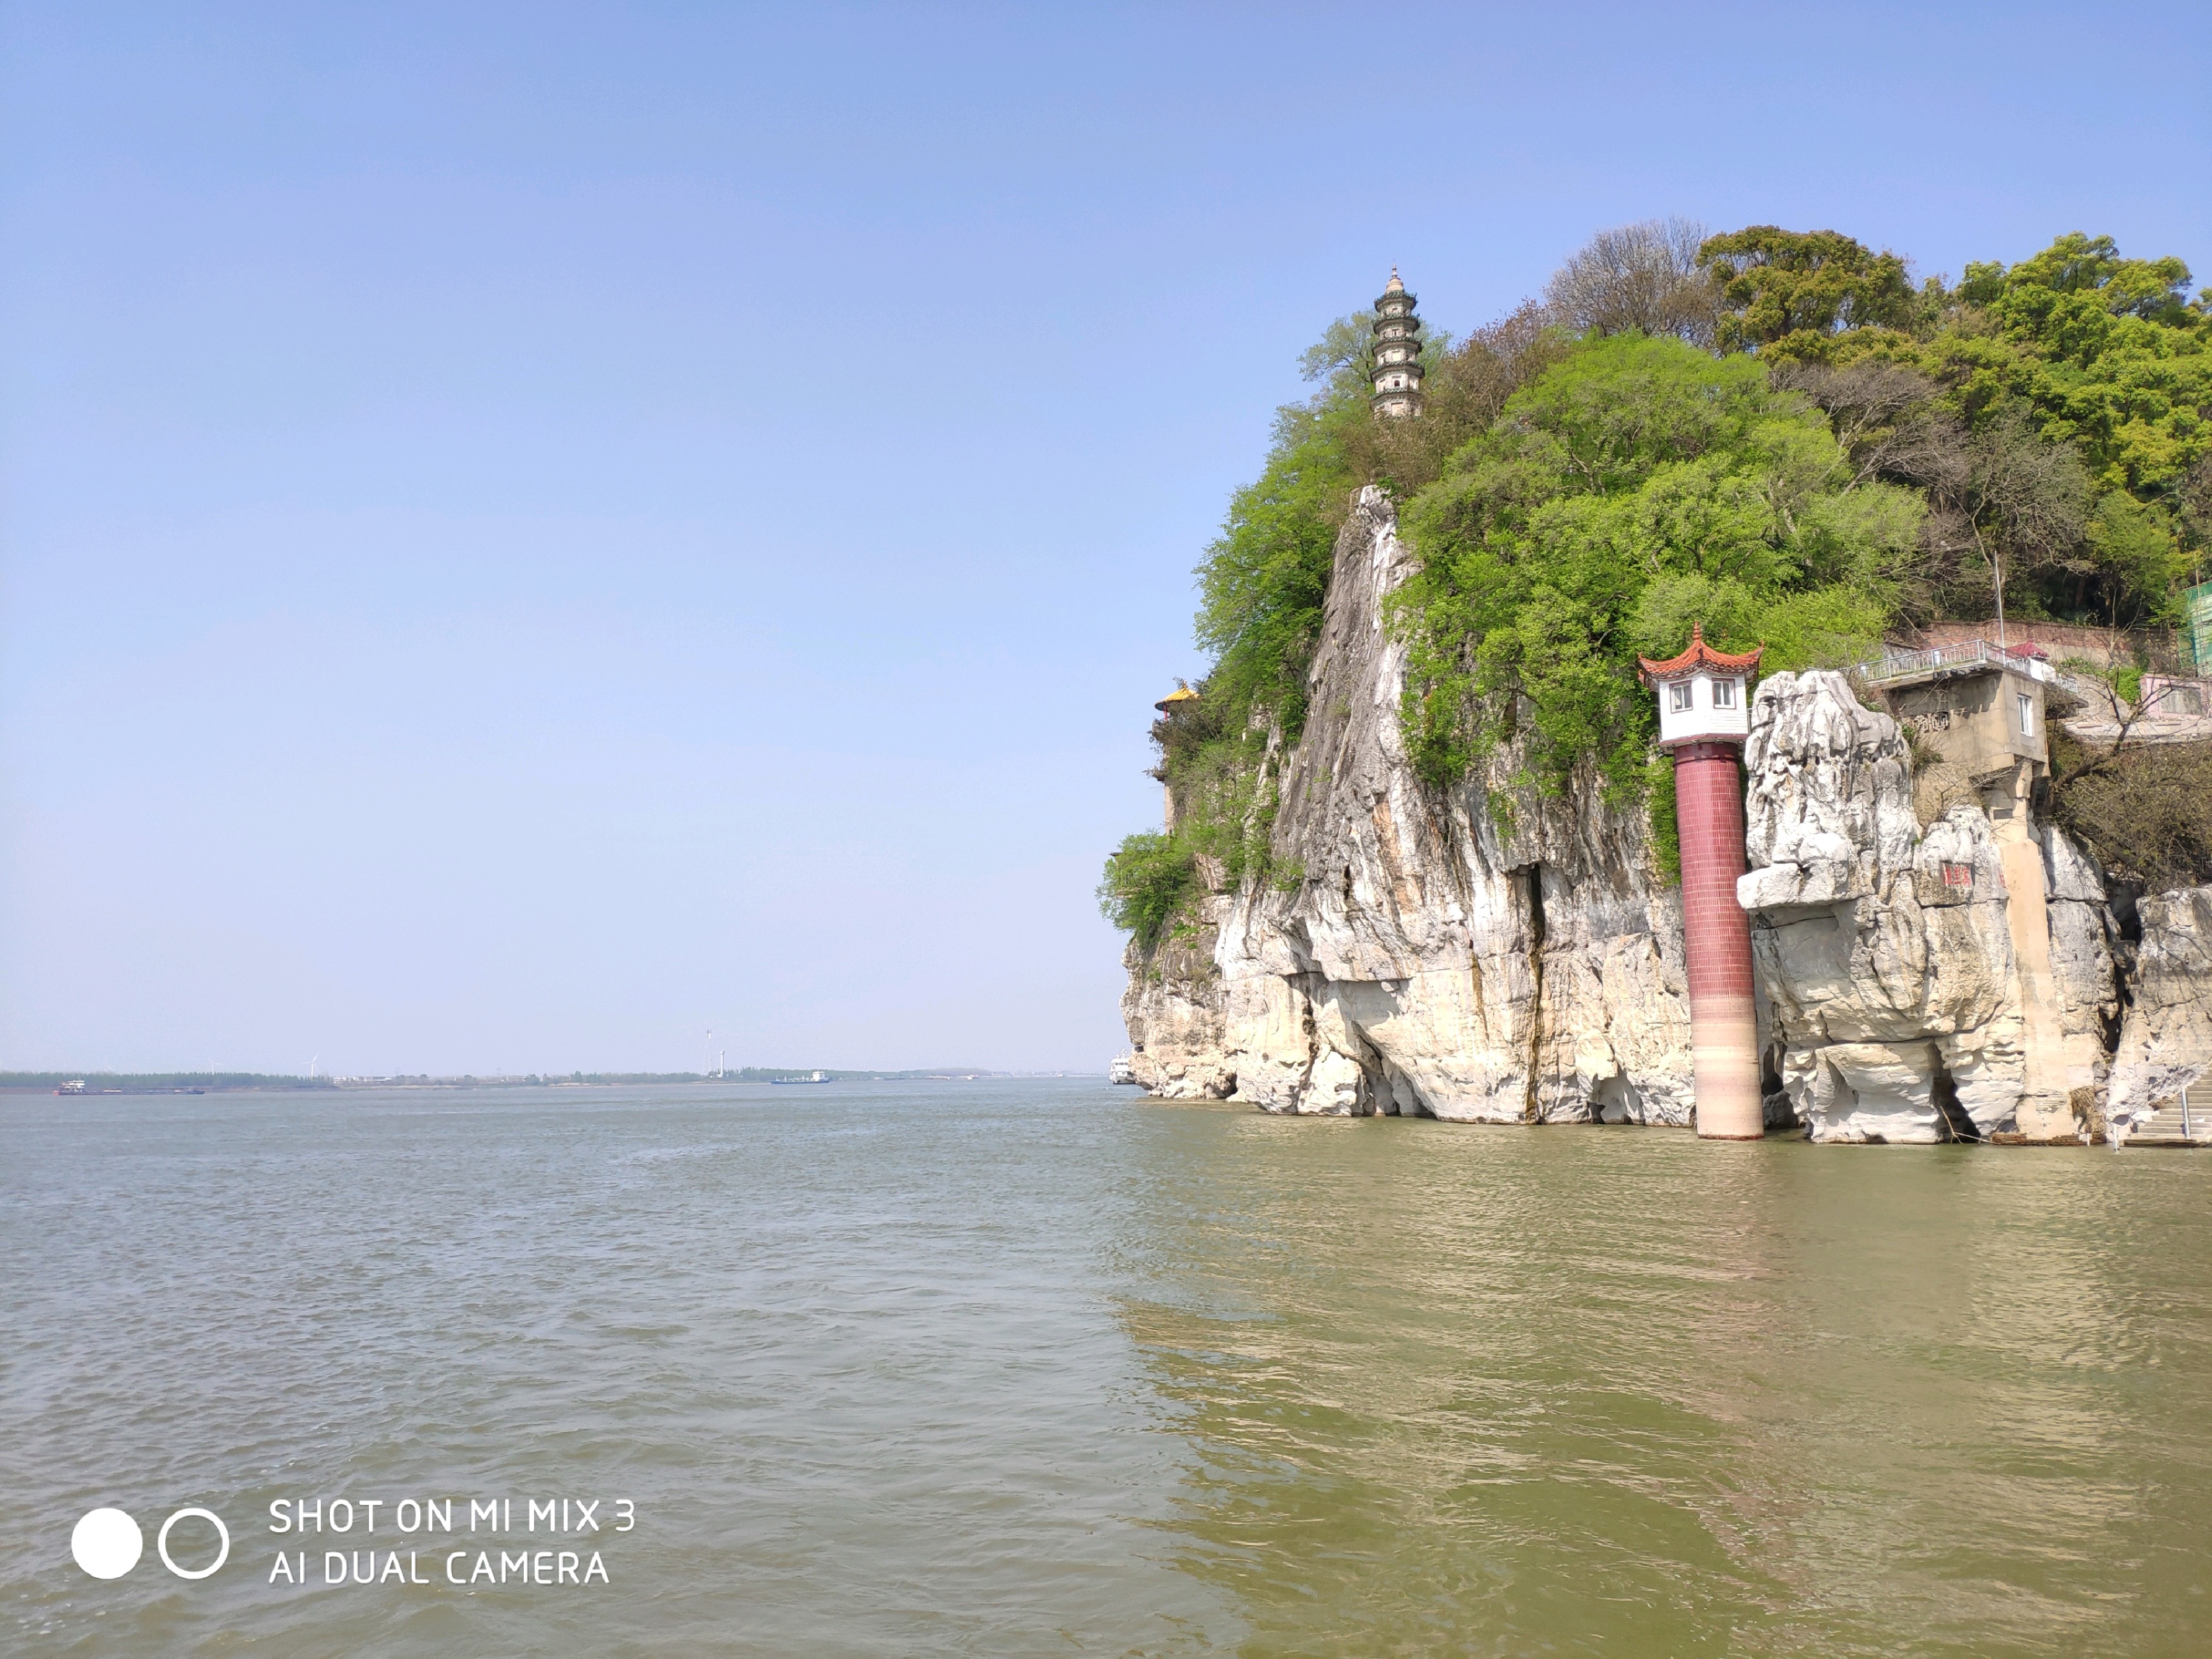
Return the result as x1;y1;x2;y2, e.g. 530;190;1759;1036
1096;831;1200;955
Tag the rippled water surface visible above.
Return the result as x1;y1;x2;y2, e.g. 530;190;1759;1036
5;1079;2210;1655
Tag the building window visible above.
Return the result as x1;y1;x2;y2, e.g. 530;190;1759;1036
1670;682;1693;713
1712;678;1736;710
2018;693;2034;736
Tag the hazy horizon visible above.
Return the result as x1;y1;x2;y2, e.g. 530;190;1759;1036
6;1064;1083;1079
5;2;2208;1076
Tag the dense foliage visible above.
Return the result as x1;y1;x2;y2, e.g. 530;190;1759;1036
1777;232;2211;627
1193;398;1359;742
1391;333;1913;794
1095;830;1201;954
1698;226;1921;352
1100;221;2212;948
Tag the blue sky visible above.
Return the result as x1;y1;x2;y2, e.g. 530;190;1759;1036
3;2;2207;1074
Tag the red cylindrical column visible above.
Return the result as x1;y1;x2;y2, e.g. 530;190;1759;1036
1673;739;1763;1139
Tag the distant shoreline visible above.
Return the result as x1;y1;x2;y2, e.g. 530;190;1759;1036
3;1068;1087;1095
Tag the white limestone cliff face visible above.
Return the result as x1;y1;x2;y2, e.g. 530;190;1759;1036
2108;886;2212;1132
1126;488;1696;1123
2044;825;2125;1114
1736;673;2018;1141
1118;896;1235;1100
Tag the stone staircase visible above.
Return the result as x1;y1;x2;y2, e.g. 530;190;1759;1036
2129;1078;2212;1146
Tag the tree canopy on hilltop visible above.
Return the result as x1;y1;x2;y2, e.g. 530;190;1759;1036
1101;221;2212;944
1698;226;1920;353
1772;231;2211;626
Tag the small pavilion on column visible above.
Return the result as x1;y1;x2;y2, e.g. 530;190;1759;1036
1638;626;1766;1140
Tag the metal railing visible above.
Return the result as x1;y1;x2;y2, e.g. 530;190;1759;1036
1861;637;2059;686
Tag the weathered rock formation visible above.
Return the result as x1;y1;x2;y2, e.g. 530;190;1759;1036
1128;487;1696;1123
1117;489;2210;1142
1736;671;2117;1142
1119;906;1235;1100
2109;886;2212;1130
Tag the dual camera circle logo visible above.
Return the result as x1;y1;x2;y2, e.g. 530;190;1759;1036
71;1506;229;1581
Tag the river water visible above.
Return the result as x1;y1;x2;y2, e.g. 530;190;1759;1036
4;1078;2208;1655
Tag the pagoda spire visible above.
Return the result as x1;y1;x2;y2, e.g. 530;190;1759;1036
1370;268;1424;418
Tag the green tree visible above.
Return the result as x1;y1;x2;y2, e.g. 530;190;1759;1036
1096;831;1200;954
2081;491;2192;627
1941;232;2212;496
1958;232;2198;328
1193;412;1354;742
1699;226;1917;354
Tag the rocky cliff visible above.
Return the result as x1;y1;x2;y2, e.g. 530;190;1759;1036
1118;490;2212;1141
2110;887;2212;1128
1127;488;1696;1123
1738;672;2109;1142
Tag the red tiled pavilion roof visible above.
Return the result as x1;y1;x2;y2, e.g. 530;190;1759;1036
1637;623;1764;682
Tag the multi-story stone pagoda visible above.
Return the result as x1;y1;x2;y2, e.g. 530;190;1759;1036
1370;268;1424;417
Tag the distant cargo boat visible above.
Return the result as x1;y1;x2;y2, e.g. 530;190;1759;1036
769;1070;831;1086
